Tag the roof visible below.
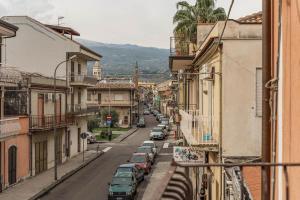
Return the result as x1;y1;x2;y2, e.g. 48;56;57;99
237;11;262;24
44;24;80;36
0;19;18;32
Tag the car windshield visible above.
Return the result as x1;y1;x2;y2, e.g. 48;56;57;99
117;167;132;173
137;147;152;154
161;120;168;125
130;155;146;163
152;128;162;132
143;143;154;148
111;177;132;185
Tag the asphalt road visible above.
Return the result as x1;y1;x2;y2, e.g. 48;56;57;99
40;115;166;200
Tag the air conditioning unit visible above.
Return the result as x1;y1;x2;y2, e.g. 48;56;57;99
201;65;215;81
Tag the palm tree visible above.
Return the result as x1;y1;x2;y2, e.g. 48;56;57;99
173;0;226;43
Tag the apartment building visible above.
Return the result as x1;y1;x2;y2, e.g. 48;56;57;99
1;16;101;174
87;81;136;128
0;20;30;191
169;13;262;200
156;80;176;117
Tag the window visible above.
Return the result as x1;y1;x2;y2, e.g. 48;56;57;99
71;61;75;82
78;63;81;75
256;68;262;117
98;93;101;104
87;91;92;101
78;90;81;104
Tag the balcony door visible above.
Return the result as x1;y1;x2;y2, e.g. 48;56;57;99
8;146;17;185
71;61;75;82
38;94;45;127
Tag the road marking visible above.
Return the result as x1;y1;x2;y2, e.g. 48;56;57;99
163;143;169;149
103;147;112;152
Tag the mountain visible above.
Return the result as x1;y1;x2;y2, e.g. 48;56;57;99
77;39;170;82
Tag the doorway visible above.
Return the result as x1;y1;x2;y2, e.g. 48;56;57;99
35;141;47;174
77;127;81;152
8;146;17;185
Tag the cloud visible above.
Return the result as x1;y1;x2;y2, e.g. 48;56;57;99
0;0;57;23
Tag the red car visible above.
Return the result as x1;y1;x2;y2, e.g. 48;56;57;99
129;153;151;174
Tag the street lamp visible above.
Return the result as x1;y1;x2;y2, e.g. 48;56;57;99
53;54;77;181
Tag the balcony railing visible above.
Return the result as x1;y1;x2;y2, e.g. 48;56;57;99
67;104;100;115
70;74;98;86
179;109;219;151
154;161;300;200
170;37;191;56
100;99;131;107
30;115;74;131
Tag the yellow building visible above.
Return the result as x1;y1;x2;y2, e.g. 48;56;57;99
169;13;262;199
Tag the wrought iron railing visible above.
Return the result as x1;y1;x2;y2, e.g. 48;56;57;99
30;115;74;130
155;161;300;200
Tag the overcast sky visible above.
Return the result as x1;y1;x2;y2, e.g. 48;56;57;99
0;0;261;48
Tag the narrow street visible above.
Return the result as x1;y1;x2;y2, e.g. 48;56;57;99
40;115;172;200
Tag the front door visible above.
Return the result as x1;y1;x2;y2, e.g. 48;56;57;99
35;141;47;174
65;130;70;157
56;94;61;124
77;128;81;152
8;146;17;185
56;134;62;164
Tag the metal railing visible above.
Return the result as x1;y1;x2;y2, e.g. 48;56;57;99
30;115;74;130
100;99;131;106
70;74;98;85
67;104;100;114
156;161;300;200
179;109;219;148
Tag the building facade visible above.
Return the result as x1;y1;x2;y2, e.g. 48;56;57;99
169;13;262;200
0;19;30;191
87;81;136;128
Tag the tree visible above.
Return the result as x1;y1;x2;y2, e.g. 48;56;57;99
100;108;119;127
173;0;226;43
87;117;100;132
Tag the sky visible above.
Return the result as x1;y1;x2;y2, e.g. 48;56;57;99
0;0;261;48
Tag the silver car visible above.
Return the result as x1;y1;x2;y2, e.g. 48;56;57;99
150;127;165;140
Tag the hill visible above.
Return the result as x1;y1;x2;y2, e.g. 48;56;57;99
77;39;170;82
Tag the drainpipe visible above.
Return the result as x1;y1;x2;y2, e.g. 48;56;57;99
262;0;272;199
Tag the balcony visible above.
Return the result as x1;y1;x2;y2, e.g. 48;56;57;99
153;161;300;200
30;115;74;131
100;99;132;107
70;74;98;86
179;109;219;151
67;104;100;115
169;37;194;72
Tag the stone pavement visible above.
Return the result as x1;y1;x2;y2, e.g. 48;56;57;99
0;149;104;200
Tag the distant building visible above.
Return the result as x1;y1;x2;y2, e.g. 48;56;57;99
87;81;137;128
93;61;102;80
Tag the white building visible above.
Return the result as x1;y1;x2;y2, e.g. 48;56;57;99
93;61;102;80
1;16;102;175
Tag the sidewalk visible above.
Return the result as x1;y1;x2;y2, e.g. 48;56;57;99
0;149;103;200
113;127;138;142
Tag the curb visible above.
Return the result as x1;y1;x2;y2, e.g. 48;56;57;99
119;128;138;142
29;151;104;200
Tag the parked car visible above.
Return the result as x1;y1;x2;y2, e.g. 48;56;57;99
115;163;144;183
156;113;163;121
129;153;152;174
136;146;155;164
137;117;146;128
108;173;137;200
150;127;165;140
143;110;150;115
142;141;157;156
86;132;96;144
161;118;171;131
152;110;159;116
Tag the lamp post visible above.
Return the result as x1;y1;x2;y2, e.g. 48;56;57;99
53;55;77;181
